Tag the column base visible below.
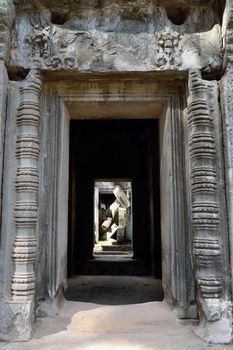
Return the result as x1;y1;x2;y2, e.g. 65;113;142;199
0;300;34;341
194;301;233;344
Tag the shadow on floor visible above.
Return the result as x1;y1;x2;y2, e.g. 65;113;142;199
64;276;164;305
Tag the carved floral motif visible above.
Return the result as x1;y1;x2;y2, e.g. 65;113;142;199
156;28;182;69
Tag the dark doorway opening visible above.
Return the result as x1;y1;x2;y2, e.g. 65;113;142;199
68;119;161;277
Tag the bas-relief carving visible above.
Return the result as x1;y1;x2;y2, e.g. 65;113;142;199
24;19;80;70
156;28;182;69
187;70;232;343
11;4;222;72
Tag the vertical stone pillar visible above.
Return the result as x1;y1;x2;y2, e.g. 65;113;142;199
11;69;42;300
187;70;232;343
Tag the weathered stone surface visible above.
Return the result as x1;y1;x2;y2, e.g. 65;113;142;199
0;69;42;340
187;70;232;343
113;186;130;209
0;62;9;231
220;63;233;318
11;69;42;301
10;2;223;72
0;301;33;341
0;0;15;62
118;207;127;229
181;25;222;71
222;0;233;67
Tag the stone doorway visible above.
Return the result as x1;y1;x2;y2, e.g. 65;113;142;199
1;74;197;340
68;119;161;277
1;0;233;342
34;75;193;321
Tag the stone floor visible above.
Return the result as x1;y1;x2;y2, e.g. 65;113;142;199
1;276;232;350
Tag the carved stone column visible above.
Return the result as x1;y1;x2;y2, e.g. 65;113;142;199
11;69;42;301
187;70;232;344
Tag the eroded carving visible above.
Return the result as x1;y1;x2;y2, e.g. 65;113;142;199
24;13;80;69
156;28;182;69
10;2;223;72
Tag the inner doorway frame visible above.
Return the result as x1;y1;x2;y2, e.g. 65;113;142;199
38;75;195;319
68;118;160;276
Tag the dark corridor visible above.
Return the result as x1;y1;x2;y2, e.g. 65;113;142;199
68;119;161;277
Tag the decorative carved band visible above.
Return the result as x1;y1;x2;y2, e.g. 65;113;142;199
16;167;39;192
193;238;220;267
188;105;213;129
191;167;217;195
11;69;42;300
198;278;222;299
189;133;216;160
16;135;40;159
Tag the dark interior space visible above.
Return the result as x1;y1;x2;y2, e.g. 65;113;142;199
68;119;161;277
64;276;164;304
